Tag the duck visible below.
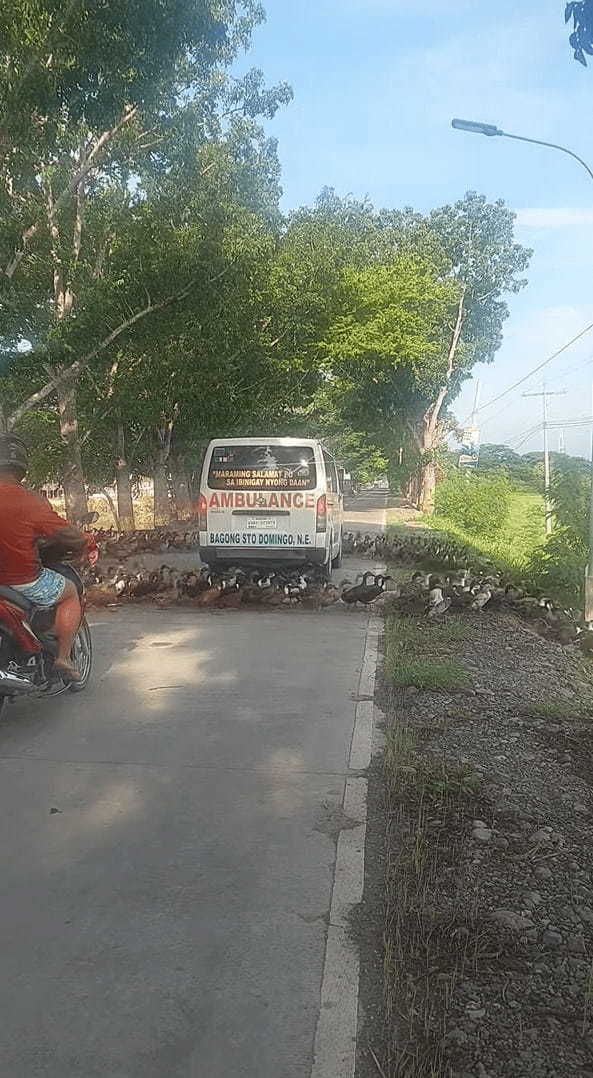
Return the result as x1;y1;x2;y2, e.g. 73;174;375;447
86;582;121;606
126;570;154;599
577;629;593;653
373;590;403;616
239;571;264;604
216;587;245;609
153;569;183;607
283;575;308;604
427;587;452;618
470;584;492;611
194;583;223;606
341;572;386;607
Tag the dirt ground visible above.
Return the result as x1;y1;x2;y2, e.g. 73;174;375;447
355;607;593;1078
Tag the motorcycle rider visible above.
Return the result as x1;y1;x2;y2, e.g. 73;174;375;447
0;435;88;681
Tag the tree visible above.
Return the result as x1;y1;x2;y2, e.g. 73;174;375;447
320;256;460;477
0;0;292;520
0;0;291;517
412;193;531;511
477;444;538;487
565;2;593;65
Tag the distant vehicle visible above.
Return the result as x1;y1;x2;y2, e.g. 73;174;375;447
198;437;344;571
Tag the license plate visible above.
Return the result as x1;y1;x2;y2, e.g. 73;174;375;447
247;517;277;529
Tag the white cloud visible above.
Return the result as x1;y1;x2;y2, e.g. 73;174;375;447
516;208;593;228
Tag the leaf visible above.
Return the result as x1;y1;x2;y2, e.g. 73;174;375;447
570;30;579;46
575;46;588;65
565;2;575;23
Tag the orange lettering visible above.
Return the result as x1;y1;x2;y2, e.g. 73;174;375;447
293;493;304;509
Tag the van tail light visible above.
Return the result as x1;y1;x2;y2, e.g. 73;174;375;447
316;494;327;533
197;494;208;531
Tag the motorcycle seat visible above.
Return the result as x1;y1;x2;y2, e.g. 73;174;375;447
0;586;34;614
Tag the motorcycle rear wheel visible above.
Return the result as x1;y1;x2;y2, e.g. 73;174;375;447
69;617;93;692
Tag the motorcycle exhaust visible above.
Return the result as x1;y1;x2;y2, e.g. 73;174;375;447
0;669;36;696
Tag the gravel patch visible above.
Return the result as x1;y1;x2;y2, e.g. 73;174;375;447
372;609;593;1078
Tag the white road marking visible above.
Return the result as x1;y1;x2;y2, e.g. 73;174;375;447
311;536;383;1078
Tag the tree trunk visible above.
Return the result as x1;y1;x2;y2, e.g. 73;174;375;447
115;422;135;531
99;487;119;529
171;457;193;520
417;457;437;514
152;417;177;527
153;460;172;527
405;474;419;507
415;418;438;514
57;383;88;523
414;289;467;514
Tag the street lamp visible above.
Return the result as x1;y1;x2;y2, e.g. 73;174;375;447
452;117;593;619
451;118;593;182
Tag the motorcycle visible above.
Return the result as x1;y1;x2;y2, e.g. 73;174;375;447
0;543;93;716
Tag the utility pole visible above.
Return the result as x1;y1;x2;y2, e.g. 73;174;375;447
451;118;593;620
588;383;593;623
523;384;567;535
558;430;565;454
471;379;481;425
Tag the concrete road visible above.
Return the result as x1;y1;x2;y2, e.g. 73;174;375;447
0;496;388;1078
343;489;397;534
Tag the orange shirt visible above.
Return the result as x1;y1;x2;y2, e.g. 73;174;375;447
0;482;70;585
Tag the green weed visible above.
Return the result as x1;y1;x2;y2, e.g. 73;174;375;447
389;659;470;692
385;618;470;692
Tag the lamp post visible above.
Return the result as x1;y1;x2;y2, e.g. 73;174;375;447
451;118;593;182
451;118;593;618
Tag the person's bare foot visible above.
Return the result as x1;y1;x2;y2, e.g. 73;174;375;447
54;659;81;683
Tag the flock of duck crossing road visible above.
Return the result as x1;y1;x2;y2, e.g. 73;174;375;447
82;524;593;651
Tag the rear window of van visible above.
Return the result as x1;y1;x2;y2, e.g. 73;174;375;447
208;445;317;490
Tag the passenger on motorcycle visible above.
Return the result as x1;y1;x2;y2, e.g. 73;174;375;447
0;435;89;682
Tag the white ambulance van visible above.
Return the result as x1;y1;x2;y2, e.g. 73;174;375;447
197;437;343;571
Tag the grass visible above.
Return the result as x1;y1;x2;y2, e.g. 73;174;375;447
526;697;593;721
383;721;484;1076
389;659;470;692
384;617;471;692
526;699;578;720
49;493;157;530
422;490;545;579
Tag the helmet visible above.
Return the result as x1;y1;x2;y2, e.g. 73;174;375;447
0;434;29;477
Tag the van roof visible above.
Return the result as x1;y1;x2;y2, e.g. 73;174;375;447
206;437;323;448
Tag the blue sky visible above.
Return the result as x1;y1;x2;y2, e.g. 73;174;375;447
238;0;593;457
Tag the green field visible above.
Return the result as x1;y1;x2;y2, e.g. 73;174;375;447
421;490;545;577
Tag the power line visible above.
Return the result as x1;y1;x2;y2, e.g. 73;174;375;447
545;353;593;387
506;421;543;448
503;417;593;454
463;319;593;426
511;426;543;451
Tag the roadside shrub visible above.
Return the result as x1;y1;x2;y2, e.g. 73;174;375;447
527;527;586;606
433;473;511;538
523;467;590;605
549;468;588;545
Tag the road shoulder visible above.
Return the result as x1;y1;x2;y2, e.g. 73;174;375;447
311;616;381;1077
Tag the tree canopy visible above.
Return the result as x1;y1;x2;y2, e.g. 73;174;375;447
565;2;593;65
0;3;531;525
